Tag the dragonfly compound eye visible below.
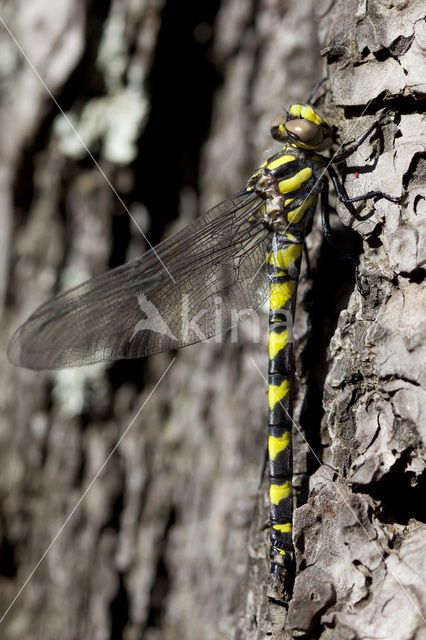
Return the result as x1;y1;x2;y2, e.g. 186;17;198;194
270;116;288;142
285;119;323;147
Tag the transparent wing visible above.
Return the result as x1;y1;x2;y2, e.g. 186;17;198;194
8;193;271;369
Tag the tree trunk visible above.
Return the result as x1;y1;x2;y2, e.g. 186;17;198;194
0;1;425;639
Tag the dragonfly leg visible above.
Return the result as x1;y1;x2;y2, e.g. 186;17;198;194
320;179;366;296
303;242;311;279
306;77;327;106
327;165;400;205
331;110;393;163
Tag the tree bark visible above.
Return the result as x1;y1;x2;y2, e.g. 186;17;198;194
0;1;425;639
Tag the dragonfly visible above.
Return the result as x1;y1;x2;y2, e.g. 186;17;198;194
7;85;400;598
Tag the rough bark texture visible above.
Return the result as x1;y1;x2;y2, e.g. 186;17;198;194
0;1;425;639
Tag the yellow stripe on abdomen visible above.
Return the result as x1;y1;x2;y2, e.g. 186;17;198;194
269;328;289;359
270;481;292;505
269;431;291;460
267;244;303;271
270;281;296;309
279;167;312;194
268;379;290;410
273;523;292;533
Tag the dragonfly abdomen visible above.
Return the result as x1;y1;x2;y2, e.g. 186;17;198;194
266;231;304;593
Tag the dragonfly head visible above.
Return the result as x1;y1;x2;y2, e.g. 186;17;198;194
270;104;333;151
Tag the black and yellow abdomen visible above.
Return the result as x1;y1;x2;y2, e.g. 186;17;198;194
266;233;304;585
250;138;325;591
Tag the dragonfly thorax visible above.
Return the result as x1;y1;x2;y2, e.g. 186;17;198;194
247;142;327;232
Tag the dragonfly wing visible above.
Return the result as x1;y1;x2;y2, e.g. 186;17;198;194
8;193;271;369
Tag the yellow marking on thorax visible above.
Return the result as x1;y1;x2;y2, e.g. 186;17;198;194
273;523;292;533
287;195;315;224
268;378;290;410
259;160;267;168
270;481;292;505
269;431;291;460
269;328;289;359
270;281;296;309
284;198;294;206
279;167;312;194
267;155;295;171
